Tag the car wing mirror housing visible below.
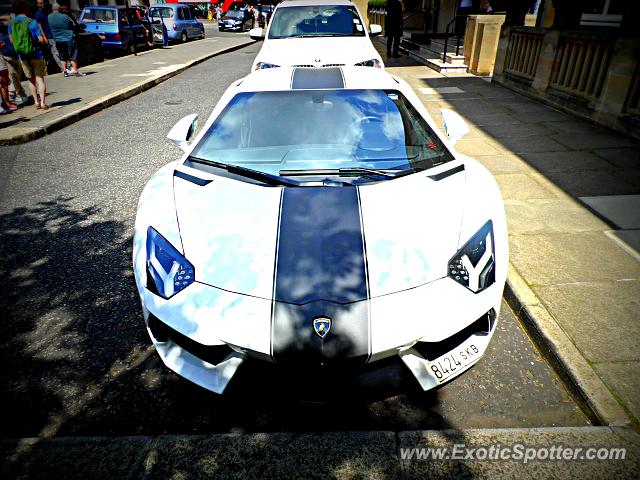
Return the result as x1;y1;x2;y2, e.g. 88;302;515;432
441;109;469;145
369;24;382;36
249;27;264;40
167;114;199;152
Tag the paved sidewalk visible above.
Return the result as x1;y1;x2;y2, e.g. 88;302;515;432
0;34;254;145
380;43;640;428
2;427;638;479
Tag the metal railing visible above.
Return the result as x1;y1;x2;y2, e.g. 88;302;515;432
549;35;612;101
505;30;544;80
442;16;464;63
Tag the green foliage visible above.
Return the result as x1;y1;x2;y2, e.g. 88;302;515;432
368;0;387;10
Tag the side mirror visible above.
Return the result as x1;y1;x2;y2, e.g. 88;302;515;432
249;27;264;40
167;113;199;152
441;109;469;145
369;24;382;36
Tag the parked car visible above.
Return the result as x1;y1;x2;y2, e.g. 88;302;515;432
78;6;148;54
74;27;105;65
133;66;508;396
250;0;383;71
147;4;205;43
218;9;250;32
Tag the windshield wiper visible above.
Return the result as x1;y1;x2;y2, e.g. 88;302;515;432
279;168;411;180
187;156;299;187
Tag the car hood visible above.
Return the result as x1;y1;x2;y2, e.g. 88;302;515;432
256;37;381;67
173;166;466;303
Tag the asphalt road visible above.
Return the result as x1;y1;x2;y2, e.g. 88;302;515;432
0;38;590;438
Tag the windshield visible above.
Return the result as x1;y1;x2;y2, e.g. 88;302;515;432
80;8;116;23
189;89;453;182
225;11;244;19
268;5;366;39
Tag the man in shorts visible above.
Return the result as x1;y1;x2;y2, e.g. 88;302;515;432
9;0;49;109
48;2;85;77
0;14;28;105
0;41;17;114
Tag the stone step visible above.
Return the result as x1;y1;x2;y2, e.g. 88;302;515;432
425;58;468;73
445;54;466;65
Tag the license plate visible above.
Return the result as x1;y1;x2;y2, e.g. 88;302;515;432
429;339;480;383
98;34;105;39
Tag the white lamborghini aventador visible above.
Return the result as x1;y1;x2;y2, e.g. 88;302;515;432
133;66;508;395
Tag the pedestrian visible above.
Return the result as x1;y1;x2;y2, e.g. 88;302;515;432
244;5;254;30
0;15;29;105
385;0;403;58
48;1;85;77
0;37;17;114
35;0;61;73
253;5;259;29
216;5;222;23
9;0;49;110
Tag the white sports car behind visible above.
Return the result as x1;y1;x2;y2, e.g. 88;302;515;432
133;66;508;396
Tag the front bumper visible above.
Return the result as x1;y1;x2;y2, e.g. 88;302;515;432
220;23;243;31
140;275;502;395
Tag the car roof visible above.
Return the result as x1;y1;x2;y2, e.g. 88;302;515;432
82;6;131;10
237;67;401;93
278;0;356;7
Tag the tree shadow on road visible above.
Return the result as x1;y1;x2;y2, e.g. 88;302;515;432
0;197;460;439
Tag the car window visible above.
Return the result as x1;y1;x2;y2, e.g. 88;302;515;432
149;7;174;20
80;8;116;23
189;89;453;180
225;11;244;19
268;5;366;39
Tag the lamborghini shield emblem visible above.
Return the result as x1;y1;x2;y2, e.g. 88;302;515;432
313;317;331;338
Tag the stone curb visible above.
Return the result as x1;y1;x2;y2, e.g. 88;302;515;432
504;264;631;427
0;40;255;146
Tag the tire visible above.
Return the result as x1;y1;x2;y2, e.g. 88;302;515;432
181;31;188;43
201;28;205;39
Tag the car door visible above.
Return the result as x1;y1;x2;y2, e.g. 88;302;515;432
175;7;187;38
183;7;196;37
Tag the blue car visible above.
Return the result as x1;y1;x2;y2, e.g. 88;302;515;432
147;4;205;43
78;6;148;53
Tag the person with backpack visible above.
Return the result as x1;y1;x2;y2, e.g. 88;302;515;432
9;0;49;110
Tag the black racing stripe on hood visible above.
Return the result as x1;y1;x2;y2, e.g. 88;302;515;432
271;186;369;368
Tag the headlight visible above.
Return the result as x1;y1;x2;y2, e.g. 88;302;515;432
234;20;242;25
448;221;495;293
254;62;280;70
355;59;381;68
146;227;194;299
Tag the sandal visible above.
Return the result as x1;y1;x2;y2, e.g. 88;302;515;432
41;104;50;110
36;104;42;109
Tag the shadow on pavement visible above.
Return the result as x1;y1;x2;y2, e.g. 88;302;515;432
0;197;459;438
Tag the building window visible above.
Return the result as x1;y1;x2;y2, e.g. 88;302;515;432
580;0;623;27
